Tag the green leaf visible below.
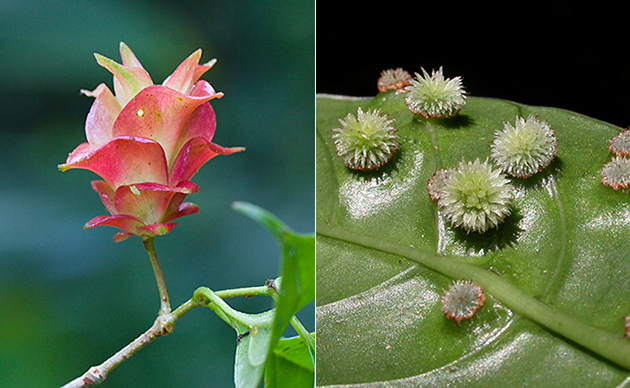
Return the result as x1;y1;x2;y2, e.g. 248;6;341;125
232;200;315;328
197;203;316;388
234;313;276;388
316;93;630;387
264;335;315;388
195;287;276;388
232;202;315;385
236;315;275;388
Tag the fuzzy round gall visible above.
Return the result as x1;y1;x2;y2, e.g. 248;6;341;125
331;107;399;171
601;156;630;190
610;129;630;156
404;67;466;119
438;158;514;233
490;115;558;178
441;280;486;323
377;68;412;92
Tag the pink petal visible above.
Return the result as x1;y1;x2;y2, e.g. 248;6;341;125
171;101;217;157
85;214;177;242
59;136;169;189
84;214;145;234
80;83;108;98
118;42;145;68
193;58;217;84
60;142;93;167
137;223;177;236
169;137;245;185
94;52;153;108
114;231;133;243
82;83;121;147
112;85;221;165
190;79;223;99
113;182;199;225
162;49;202;95
164;202;199;222
91;180;117;215
160;181;200;220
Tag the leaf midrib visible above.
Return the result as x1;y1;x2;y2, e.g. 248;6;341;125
317;223;630;372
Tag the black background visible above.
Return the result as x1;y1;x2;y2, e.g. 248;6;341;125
317;4;629;127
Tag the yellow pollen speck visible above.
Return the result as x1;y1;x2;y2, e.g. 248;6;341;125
250;325;258;337
130;185;141;195
137;109;145;117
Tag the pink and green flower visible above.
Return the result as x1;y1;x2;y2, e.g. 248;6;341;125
60;42;244;242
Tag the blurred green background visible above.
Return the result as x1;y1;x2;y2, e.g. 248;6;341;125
0;1;314;387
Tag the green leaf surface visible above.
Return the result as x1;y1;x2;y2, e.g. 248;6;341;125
232;202;315;386
264;335;315;388
234;312;275;388
232;201;315;313
316;92;630;387
195;286;276;388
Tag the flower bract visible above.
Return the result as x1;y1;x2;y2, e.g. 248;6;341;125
441;280;486;323
601;156;630;190
331;107;398;171
490;115;558;178
59;42;244;242
438;158;514;233
404;67;466;118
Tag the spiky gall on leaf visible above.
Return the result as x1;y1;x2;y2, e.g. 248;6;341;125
490;115;558;178
377;68;412;93
610;129;630;157
438;158;514;233
331;107;399;171
404;67;466;119
601;156;630;190
427;168;451;201
441;280;486;323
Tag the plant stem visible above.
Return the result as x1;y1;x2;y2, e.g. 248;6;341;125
290;315;315;356
194;286;277;328
143;237;170;315
60;297;201;388
317;223;630;372
215;284;275;299
60;283;276;388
